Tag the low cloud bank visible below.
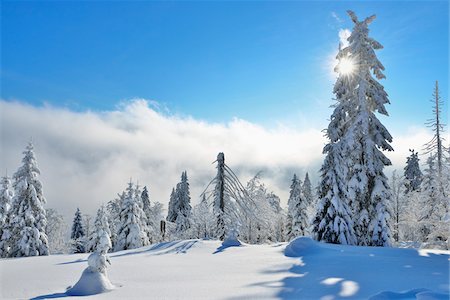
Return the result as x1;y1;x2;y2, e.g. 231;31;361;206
0;99;430;220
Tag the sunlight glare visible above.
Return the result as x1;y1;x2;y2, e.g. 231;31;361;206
337;57;355;75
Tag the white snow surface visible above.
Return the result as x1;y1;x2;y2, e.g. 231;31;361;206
0;237;449;299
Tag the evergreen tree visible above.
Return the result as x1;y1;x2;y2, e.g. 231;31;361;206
114;181;149;251
302;172;316;224
404;149;423;193
312;149;357;245
141;186;156;242
141;186;151;217
0;175;13;257
302;173;314;207
71;208;86;253
286;174;304;240
166;187;177;223
174;171;192;235
7;142;49;257
337;11;393;246
87;205;111;252
107;192;123;249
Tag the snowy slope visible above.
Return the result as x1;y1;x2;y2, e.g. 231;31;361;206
0;238;448;299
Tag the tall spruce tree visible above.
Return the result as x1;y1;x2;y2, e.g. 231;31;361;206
7;142;49;257
71;208;86;253
314;11;396;246
404;149;423;194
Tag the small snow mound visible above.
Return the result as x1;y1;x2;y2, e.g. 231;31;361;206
66;268;115;296
285;237;320;257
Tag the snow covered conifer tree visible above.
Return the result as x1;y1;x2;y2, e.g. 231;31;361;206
289;176;308;239
312;148;357;245
7;142;49;257
140;186;156;242
302;173;314;207
107;192;123;249
87;205;111;253
114;181;149;251
286;174;307;240
174;171;192;235
302;172;316;223
404;149;423;194
71;208;86;253
0;175;13;257
333;11;393;246
141;186;151;217
166;187;177;223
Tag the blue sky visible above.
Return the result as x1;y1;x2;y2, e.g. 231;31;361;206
1;1;448;216
1;1;448;131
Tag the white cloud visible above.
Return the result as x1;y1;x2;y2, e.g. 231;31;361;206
0;100;433;222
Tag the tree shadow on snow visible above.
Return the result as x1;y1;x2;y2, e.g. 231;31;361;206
57;240;199;265
252;238;450;299
30;292;69;299
213;240;242;254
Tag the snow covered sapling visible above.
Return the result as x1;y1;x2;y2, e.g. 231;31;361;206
7;142;49;257
71;208;86;253
67;230;115;296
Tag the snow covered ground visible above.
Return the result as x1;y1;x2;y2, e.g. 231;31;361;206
0;237;448;299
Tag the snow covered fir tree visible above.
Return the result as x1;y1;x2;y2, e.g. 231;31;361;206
286;174;308;241
114;181;149;251
71;208;86;253
2;142;49;257
312;11;393;246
